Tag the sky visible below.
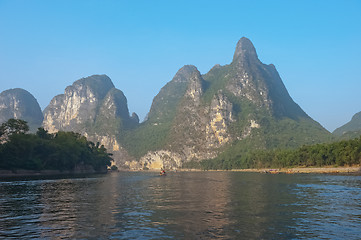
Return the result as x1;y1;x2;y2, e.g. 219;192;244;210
0;0;360;132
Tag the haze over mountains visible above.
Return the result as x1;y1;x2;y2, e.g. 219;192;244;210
1;37;356;169
0;88;43;131
333;111;361;139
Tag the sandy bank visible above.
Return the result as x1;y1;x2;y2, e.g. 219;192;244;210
231;166;361;174
178;166;361;174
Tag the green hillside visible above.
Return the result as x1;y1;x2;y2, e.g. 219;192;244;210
120;37;333;164
333;111;361;137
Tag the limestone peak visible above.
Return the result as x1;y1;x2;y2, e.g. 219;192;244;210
172;65;198;83
232;37;258;62
71;74;115;99
0;88;43;131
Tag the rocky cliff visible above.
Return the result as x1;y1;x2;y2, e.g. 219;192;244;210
42;75;138;167
123;37;331;169
0;88;43;131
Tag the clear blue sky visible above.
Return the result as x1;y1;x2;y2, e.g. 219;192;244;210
0;0;360;132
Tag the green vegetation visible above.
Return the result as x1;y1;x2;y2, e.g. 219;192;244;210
338;130;361;141
110;165;118;171
196;135;361;170
120;62;332;161
147;80;188;122
202;64;232;103
120;121;172;159
119;69;190;159
0;119;112;171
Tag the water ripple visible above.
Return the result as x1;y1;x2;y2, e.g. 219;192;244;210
0;172;360;239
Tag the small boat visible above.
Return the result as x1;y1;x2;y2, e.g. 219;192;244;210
160;170;167;176
263;169;280;174
269;169;279;174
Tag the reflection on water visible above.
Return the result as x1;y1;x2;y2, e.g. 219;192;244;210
0;172;360;239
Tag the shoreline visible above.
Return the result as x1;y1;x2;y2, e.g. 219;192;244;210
179;165;361;174
0;169;108;179
231;166;361;174
3;165;360;178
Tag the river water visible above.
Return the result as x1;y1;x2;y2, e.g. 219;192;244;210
0;172;360;239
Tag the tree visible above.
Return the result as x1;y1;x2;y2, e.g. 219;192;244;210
0;119;29;143
0;121;113;172
36;127;53;140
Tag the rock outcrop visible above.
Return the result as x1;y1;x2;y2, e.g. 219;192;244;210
43;75;138;167
0;88;43;131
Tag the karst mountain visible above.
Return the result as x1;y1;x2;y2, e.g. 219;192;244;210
1;37;333;169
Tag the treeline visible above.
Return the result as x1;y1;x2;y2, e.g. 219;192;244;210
0;119;112;171
183;136;361;170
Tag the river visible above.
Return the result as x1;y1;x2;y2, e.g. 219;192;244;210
0;172;360;239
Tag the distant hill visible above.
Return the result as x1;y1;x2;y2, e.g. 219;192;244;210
0;88;43;131
333;111;361;138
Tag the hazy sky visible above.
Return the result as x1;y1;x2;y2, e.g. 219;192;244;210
0;0;360;132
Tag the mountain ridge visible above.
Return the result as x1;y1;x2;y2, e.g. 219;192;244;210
0;37;334;170
333;111;361;137
120;37;332;169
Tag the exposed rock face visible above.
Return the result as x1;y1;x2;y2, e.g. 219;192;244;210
140;150;183;170
228;38;269;108
207;92;234;145
43;75;138;167
147;65;197;123
185;70;204;102
164;69;233;163
0;88;43;131
43;75;115;133
233;37;259;62
124;37;331;169
226;37;308;118
130;112;140;124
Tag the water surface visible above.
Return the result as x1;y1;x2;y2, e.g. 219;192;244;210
0;172;360;239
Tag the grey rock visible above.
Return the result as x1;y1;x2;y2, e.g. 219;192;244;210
0;88;43;131
43;74;138;167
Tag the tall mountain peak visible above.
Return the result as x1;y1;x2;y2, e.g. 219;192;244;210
71;74;115;100
146;65;200;122
232;37;258;62
75;74;113;86
125;37;331;170
43;74;134;133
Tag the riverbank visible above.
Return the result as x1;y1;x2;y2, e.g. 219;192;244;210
0;168;108;179
178;165;361;174
232;166;361;174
